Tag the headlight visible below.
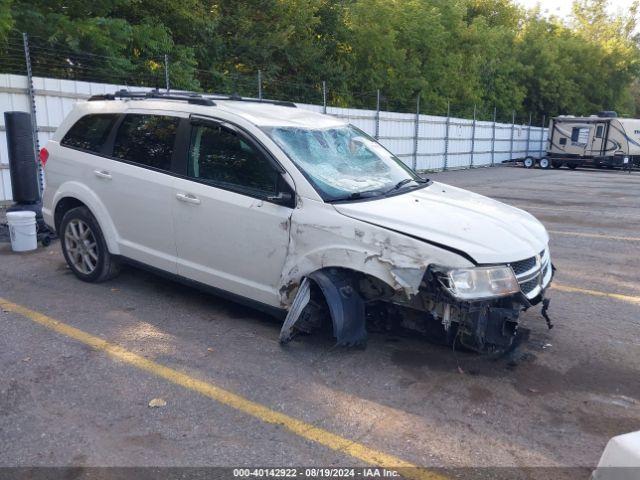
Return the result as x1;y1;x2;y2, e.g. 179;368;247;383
442;266;520;300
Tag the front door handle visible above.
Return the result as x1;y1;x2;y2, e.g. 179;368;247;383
94;170;112;180
176;193;201;205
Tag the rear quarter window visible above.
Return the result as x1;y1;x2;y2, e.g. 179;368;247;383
61;114;118;153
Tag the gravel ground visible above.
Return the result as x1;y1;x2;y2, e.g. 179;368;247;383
0;165;638;479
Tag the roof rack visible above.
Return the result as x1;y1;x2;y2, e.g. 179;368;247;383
88;89;297;108
88;89;216;106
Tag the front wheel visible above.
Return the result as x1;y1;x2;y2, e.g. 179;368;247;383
538;158;550;169
523;157;535;168
60;206;120;283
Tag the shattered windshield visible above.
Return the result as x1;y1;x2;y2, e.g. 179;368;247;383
262;125;426;201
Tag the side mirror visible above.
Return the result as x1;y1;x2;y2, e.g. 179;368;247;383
266;191;294;205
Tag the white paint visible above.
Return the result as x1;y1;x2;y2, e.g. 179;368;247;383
333;181;549;264
42;98;551;308
594;430;640;479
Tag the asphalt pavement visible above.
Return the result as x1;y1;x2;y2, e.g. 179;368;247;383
1;165;639;479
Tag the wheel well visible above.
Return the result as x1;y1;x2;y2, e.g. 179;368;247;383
54;197;87;234
306;267;394;299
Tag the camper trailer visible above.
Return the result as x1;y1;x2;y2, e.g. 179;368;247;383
524;112;639;170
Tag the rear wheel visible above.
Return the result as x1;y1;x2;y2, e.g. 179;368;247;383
523;157;535;168
538;158;550;169
551;160;563;169
567;163;578;170
60;206;120;283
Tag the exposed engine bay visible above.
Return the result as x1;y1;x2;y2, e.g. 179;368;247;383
280;260;555;354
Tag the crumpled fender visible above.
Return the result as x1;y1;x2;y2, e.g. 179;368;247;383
278;200;473;307
279;268;367;347
308;269;367;347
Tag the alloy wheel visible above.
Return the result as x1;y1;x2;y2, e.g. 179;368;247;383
64;219;99;275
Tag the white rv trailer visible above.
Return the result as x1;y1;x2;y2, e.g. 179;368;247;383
524;112;640;169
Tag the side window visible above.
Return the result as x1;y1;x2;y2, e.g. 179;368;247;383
596;125;604;138
571;127;589;145
61;114;117;153
571;127;580;142
113;114;180;171
559;137;567;145
188;123;279;195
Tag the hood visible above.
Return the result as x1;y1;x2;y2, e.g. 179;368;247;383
332;181;549;265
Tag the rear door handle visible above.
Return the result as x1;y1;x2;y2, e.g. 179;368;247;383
94;170;112;180
176;193;201;205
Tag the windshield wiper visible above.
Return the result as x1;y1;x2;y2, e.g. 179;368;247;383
385;178;416;194
329;178;430;203
329;190;384;202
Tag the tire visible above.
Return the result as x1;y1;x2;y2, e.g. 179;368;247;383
538;158;550;169
523;157;535;168
567;163;578;170
60;206;120;283
551;160;563;169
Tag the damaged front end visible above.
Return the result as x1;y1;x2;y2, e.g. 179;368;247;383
280;249;554;355
406;265;537;353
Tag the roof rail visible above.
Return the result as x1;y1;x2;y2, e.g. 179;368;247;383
205;95;297;108
88;89;216;106
88;89;298;108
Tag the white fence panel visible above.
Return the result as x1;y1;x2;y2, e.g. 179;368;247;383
0;74;153;201
1;74;548;202
447;118;473;169
474;121;494;166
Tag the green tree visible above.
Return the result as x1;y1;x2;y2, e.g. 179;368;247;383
0;0;13;45
1;0;639;118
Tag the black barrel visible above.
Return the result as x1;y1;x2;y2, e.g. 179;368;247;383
4;111;40;203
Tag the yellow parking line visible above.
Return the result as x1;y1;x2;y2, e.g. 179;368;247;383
552;284;640;305
0;297;444;480
548;230;640;242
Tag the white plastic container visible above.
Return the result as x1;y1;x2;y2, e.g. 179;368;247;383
6;210;37;252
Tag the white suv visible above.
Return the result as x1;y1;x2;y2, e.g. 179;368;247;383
42;90;553;353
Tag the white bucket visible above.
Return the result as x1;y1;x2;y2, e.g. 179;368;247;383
7;211;37;252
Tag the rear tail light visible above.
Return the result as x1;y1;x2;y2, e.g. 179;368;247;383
39;147;49;167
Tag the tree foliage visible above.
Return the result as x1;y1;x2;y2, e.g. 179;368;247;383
2;0;639;119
